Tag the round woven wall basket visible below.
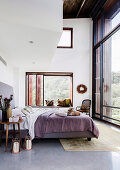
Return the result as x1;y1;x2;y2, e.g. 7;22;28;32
77;84;87;94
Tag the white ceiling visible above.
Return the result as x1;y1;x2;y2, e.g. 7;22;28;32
0;0;63;69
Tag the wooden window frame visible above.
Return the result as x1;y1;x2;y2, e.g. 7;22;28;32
57;28;73;48
25;72;73;107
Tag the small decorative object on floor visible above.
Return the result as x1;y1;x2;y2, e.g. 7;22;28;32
77;84;87;94
11;138;21;154
24;136;32;150
0;95;13;122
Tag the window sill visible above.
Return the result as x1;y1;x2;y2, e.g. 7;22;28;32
27;106;73;108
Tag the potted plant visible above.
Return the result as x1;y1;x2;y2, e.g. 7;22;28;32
0;95;13;122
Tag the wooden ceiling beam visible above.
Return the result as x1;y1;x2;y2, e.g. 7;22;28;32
76;0;87;18
90;0;108;18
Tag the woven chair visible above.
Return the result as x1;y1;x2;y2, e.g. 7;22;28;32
76;99;91;116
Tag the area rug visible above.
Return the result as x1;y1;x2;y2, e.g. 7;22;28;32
60;122;120;151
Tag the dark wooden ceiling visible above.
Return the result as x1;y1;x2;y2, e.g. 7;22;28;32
63;0;103;18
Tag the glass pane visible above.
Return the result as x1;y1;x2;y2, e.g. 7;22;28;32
103;107;120;124
28;75;36;106
26;75;28;105
58;29;71;47
110;119;120;125
96;16;102;43
95;114;100;119
96;94;100;113
104;0;120;36
44;76;72;106
95;0;120;45
112;108;120;121
36;75;43;106
95;47;101;113
112;11;120;29
112;30;120;107
28;75;43;106
103;30;120;108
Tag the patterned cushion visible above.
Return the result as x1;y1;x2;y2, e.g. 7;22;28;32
45;100;54;106
57;99;71;107
57;99;64;106
64;99;71;107
80;104;89;110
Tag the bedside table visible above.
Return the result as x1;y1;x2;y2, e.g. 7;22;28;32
0;119;23;152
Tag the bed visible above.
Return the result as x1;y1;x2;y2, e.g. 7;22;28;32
34;110;99;140
22;108;99;140
0;82;99;140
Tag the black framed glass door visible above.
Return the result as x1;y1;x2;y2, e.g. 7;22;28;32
93;0;120;125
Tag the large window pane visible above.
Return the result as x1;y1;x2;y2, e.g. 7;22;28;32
95;0;120;45
103;107;120;121
103;38;112;107
95;47;101;113
112;10;120;29
103;30;120;120
28;75;43;106
36;75;43;106
103;30;120;107
111;30;120;108
103;107;120;125
44;76;72;106
104;0;120;36
96;16;102;43
28;75;36;106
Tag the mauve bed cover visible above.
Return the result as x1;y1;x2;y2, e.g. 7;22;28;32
35;111;99;138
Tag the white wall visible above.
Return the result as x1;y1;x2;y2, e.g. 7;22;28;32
49;19;93;107
13;67;20;107
0;53;20;107
0;52;14;86
17;18;93;108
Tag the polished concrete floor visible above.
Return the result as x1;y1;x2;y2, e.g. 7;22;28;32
0;138;120;170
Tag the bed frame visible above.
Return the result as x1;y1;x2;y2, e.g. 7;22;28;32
38;131;95;141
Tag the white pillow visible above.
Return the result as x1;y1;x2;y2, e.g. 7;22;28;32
57;108;69;113
55;108;68;117
55;111;67;117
